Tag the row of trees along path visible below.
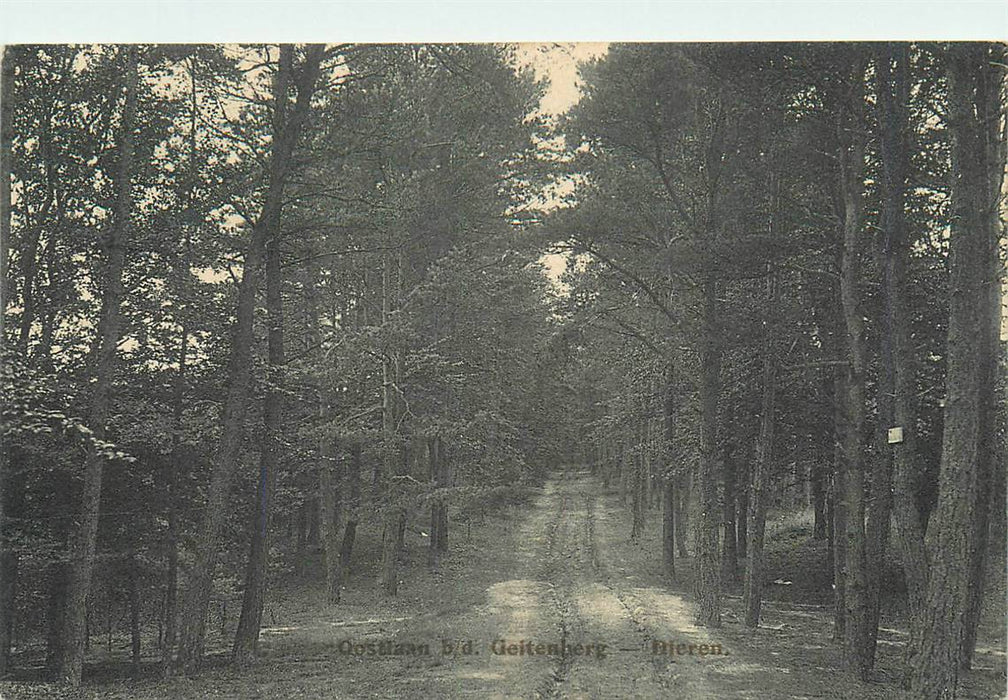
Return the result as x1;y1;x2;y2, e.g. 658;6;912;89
0;42;1005;700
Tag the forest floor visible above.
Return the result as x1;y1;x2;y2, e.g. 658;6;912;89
2;469;1005;699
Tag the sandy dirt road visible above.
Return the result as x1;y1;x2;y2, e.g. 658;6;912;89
392;469;723;699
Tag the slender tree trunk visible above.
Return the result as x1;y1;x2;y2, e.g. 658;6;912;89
46;562;68;670
295;502;308;578
910;44;1002;699
379;246;403;595
662;363;676;580
428;436;441;569
339;442;361;579
161;55;199;674
825;473;835;579
675;473;690;558
319;442;343;603
810;453;828;540
54;48;139;686
866;271;895;663
721;441;738;582
175;44;323;672
428;435;449;566
631;422;645;541
233;209;287;662
619;442;629;505
161;359;184;675
831;371;847;642
693;275;722;628
743;270;778;628
736;456;749;562
129;554;141;676
437;440;449;553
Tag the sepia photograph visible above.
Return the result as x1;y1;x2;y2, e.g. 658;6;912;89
0;3;1005;699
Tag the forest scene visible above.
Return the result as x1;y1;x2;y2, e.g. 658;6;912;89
0;41;1005;699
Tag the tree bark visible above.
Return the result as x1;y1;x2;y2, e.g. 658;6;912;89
874;45;931;681
810;449;828;540
428;435;450;567
675;473;690;558
232;184;287;662
835;52;873;680
129;554;141;676
831;371;847;642
693;275;722;628
721;440;738;582
959;43;1005;673
428;436;441;569
0;46;13;678
743;270;778;629
736;456;749;561
161;53;199;674
379;244;404;595
909;43;995;700
175;44;323;672
340;442;362;578
631;421;645;541
53;46;139;686
437;440;449;553
319;440;343;603
662;363;676;580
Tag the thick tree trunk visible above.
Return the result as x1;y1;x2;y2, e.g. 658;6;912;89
0;44;11;315
0;547;16;673
693;275;722;628
0;48;15;658
0;47;10;679
959;43;1005;673
874;45;929;679
175;44;323;672
835;53;873;680
54;48;139;686
910;44;1002;699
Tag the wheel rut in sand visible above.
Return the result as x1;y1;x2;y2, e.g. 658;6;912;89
361;470;727;699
